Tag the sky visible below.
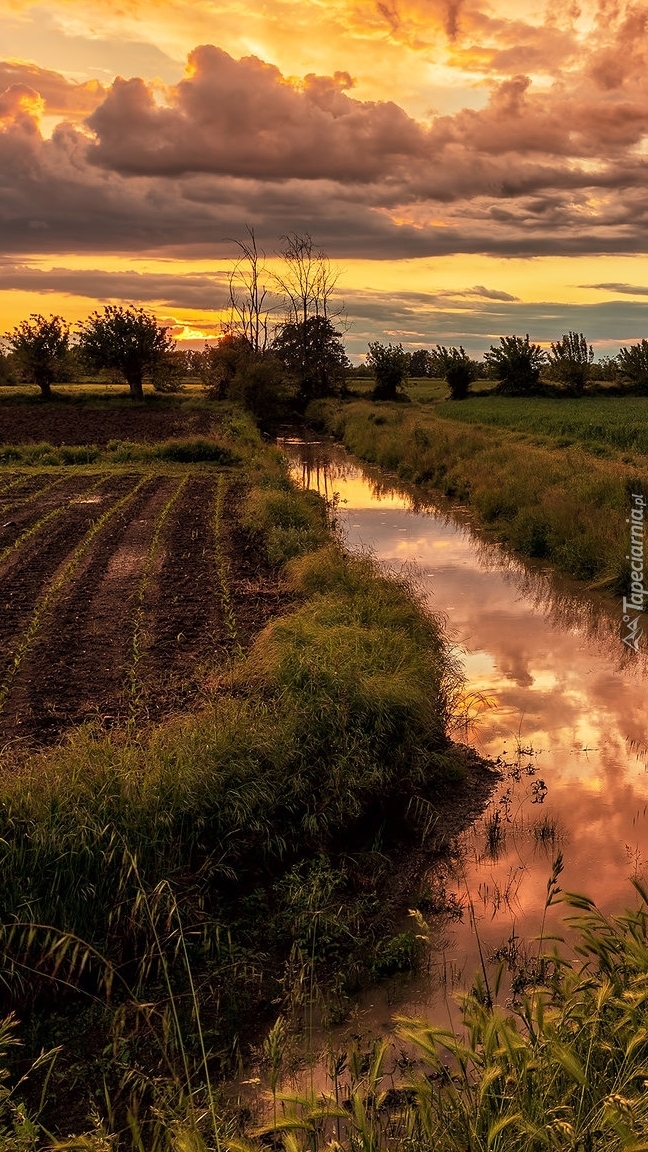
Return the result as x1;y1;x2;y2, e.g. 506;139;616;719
2;0;648;356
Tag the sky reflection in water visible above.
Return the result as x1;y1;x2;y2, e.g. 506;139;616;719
283;437;648;1023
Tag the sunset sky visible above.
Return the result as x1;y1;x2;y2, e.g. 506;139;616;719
2;0;648;356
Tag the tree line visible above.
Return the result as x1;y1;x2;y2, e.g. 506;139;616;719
2;230;648;408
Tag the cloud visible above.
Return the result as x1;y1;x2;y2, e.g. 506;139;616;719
2;3;648;266
86;45;425;181
0;62;106;117
585;282;648;295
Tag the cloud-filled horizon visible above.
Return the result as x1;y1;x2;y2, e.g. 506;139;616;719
2;0;648;350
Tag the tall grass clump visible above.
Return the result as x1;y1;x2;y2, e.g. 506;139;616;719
237;877;648;1152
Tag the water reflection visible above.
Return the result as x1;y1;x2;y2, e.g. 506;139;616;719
280;435;648;1032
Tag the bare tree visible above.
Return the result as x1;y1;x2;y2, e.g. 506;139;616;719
273;233;342;326
226;226;273;354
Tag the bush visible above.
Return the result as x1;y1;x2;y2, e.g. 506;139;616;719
152;438;239;464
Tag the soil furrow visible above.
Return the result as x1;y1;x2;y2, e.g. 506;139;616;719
139;476;225;717
0;475;140;685
1;476;176;743
0;474;108;552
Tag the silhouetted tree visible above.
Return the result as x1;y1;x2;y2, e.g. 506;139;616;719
4;313;70;398
77;306;174;400
273;315;349;403
435;345;478;400
226;226;273;353
484;334;546;394
409;349;434;377
548;331;593;395
366;341;410;400
618;340;648;393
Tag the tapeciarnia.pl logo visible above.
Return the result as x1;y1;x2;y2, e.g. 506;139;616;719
622;492;646;652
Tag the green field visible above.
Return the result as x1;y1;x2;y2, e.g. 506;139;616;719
435;393;648;457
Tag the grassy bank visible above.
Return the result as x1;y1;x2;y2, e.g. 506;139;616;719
309;397;646;589
0;402;475;1143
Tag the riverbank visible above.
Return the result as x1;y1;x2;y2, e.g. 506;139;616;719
0;401;494;1142
308;396;646;590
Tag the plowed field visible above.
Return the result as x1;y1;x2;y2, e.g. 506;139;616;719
0;464;285;746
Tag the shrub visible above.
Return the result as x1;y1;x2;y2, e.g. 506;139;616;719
366;342;410;401
152;438;239;464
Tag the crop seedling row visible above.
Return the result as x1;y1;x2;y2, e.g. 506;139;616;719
0;474;151;716
0;474;109;568
213;473;243;658
0;472;71;514
126;475;189;717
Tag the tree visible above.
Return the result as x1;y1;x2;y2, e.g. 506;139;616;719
409;349;434;378
435;345;478;400
270;232;346;404
618;340;648;393
273;315;349;404
4;314;70;398
226;226;273;354
484;334;546;395
274;233;340;326
77;305;174;400
366;341;410;400
548;331;593;395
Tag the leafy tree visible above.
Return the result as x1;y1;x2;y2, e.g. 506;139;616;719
593;354;620;382
4;313;70;398
273;315;349;404
548;331;593;395
0;350;17;386
409;349;434;378
618;340;648;393
77;305;174;400
150;349;189;393
484;334;546;395
366;341;410;400
435;345;478;400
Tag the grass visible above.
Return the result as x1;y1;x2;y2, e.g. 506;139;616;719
6;877;648;1150
0;437;240;467
435;393;648;456
309;398;647;589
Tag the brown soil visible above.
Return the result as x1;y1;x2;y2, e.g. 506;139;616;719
0;403;220;446
139;475;226;719
0;474;292;747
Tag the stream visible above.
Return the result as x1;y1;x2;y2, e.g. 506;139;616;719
278;432;648;1042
